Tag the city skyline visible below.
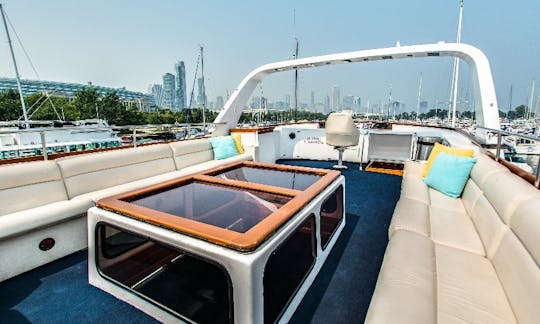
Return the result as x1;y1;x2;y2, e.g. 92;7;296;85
0;1;538;113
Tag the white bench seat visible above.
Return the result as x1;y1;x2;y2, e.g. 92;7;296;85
367;153;540;324
0;136;255;282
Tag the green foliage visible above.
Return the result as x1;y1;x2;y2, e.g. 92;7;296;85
0;89;21;121
0;87;229;125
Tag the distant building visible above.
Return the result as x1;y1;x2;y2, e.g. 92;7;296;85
196;78;206;107
331;86;340;111
284;94;291;109
0;77;153;111
310;91;315;110
419;100;429;113
342;95;354;109
174;61;186;111
250;96;260;109
216;96;224;110
390;101;404;117
354;97;362;112
324;95;331;114
150;84;162;108
162;73;175;110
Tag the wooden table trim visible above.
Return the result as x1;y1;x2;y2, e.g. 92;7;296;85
97;161;341;252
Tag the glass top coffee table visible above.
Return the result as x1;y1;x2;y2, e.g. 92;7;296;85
97;161;340;251
207;163;322;190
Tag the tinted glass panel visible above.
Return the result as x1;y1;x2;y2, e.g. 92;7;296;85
263;216;316;323
320;185;344;249
215;166;321;190
128;181;291;233
96;224;232;323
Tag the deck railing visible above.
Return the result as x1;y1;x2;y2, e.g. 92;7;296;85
0;122;217;162
475;126;540;187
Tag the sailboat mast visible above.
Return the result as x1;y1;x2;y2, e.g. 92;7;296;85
450;0;464;128
508;84;513;117
293;38;299;122
527;80;535;120
416;73;423;121
0;4;29;128
200;46;206;129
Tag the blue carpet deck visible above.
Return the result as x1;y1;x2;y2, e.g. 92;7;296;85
0;160;401;323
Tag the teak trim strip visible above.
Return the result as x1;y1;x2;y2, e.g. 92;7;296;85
97;161;340;252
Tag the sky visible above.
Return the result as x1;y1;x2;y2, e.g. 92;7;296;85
0;0;539;112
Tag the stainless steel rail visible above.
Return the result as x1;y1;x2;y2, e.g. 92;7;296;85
475;126;540;187
0;123;215;160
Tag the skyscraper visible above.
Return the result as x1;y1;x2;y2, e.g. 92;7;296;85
150;84;162;107
324;95;331;114
284;94;291;109
343;95;354;109
354;97;362;112
310;91;315;110
216;96;224;110
419;100;429;113
162;73;175;110
331;86;340;111
174;61;186;111
197;78;205;107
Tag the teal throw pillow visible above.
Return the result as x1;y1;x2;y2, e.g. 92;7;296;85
424;152;477;198
210;136;239;160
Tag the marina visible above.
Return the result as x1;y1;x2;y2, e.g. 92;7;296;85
0;41;539;323
1;1;540;323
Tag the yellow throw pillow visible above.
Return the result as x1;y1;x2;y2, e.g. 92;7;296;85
231;133;245;154
422;142;474;177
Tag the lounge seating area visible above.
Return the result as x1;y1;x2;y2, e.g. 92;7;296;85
0;137;254;282
366;150;540;323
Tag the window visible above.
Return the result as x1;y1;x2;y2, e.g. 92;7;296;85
96;223;233;323
263;216;316;323
320;185;344;249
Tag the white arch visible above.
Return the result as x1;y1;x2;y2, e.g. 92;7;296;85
214;42;500;138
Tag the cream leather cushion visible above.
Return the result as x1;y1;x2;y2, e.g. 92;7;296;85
388;198;430;238
170;138;214;170
429;188;467;214
469;195;506;258
0;161;68;215
429;206;485;256
365;230;436;324
491;198;540;324
401;176;430;205
81;152;253;203
435;244;516;323
0;196;93;239
469;154;508;187
57;144;176;198
461;179;483;214
403;161;426;177
482;171;540;224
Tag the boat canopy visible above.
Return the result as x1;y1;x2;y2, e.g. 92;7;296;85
214;42;500;142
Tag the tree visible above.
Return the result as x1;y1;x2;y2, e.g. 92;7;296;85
71;88;101;120
0;89;21;121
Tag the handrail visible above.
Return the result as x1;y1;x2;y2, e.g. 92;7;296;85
475;126;540;142
0;122;214;135
475;126;540;188
0;122;218;162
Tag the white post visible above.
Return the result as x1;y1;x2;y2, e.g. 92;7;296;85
527;80;535;120
0;4;29;129
416;73;423;121
451;0;464;128
200;46;206;133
